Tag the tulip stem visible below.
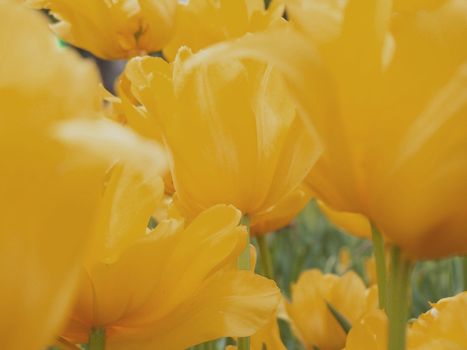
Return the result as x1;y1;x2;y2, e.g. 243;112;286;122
387;247;413;350
238;215;250;350
256;235;274;279
371;224;387;310
88;327;106;350
238;215;251;271
463;257;467;291
237;337;250;350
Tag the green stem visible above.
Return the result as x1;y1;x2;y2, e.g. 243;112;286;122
387;247;413;350
238;215;251;271
256;235;274;279
238;215;250;350
237;337;250;350
371;224;387;310
463;257;467;291
88;327;106;350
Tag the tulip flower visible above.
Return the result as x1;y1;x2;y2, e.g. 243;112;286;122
182;0;467;261
0;2;106;349
28;0;178;59
163;0;285;61
286;269;378;350
181;4;467;346
125;49;321;230
62;180;281;350
294;0;467;261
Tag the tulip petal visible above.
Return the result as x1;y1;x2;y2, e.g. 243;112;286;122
110;270;280;350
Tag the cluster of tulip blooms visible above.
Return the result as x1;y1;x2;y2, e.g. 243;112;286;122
2;0;466;349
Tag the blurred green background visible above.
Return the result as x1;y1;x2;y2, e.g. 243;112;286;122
251;200;465;349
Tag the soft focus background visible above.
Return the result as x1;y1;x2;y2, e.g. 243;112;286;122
253;201;465;349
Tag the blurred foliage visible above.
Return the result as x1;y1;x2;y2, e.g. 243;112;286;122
252;200;465;349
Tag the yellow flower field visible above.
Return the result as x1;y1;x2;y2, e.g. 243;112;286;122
1;0;466;349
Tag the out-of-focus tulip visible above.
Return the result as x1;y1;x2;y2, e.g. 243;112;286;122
296;0;467;260
28;0;178;59
408;292;467;350
0;2;105;349
125;48;321;225
188;0;467;259
63;201;281;350
345;309;388;350
110;0;286;200
163;0;285;61
286;269;378;350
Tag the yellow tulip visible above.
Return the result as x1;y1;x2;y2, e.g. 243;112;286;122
408;291;467;350
112;65;309;232
293;0;467;260
62;202;281;349
163;0;285;61
125;48;321;224
286;269;378;350
187;0;467;259
27;0;178;59
345;309;388;350
0;2;106;349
